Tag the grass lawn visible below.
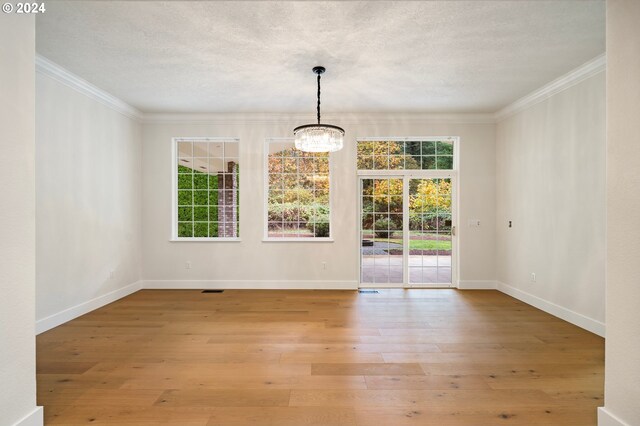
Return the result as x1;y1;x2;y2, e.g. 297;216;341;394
374;238;452;250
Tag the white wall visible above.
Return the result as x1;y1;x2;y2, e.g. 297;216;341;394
35;71;142;329
600;1;640;425
141;116;495;287
495;71;606;335
0;14;42;426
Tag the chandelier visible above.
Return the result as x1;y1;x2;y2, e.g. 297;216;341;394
294;66;345;152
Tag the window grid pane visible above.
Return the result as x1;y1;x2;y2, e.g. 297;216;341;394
267;141;330;239
357;140;455;171
175;139;239;239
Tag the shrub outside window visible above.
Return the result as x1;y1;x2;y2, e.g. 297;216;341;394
173;138;239;240
265;139;331;240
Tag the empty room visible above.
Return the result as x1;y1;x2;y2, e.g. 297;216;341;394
1;1;639;425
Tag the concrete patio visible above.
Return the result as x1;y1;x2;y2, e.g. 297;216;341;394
361;252;452;284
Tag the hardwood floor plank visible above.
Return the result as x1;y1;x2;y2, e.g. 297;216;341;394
120;375;367;390
383;351;603;364
354;407;597;426
205;334;364;344
45;406;211;425
364;375;491;390
37;373;127;390
36;361;97;374
280;352;384;364
104;362;311;378
487;375;604;391
205;343;440;353
289;389;555;408
72;389;164;406
311;363;425;376
206;407;357;426
155;389;291;407
359;334;545;344
420;362;605;377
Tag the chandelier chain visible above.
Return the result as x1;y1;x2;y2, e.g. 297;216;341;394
317;74;321;124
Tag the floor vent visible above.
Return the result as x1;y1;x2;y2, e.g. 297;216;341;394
202;290;224;293
358;289;379;294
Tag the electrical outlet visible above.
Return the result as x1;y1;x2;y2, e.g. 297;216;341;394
109;270;114;279
530;272;536;283
185;261;192;270
322;262;327;270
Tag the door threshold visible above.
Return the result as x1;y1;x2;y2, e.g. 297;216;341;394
358;284;404;289
406;284;454;289
358;284;454;289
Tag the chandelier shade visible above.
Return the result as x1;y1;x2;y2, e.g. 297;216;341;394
293;66;345;153
293;123;344;153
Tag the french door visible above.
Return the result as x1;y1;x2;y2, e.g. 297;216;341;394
359;174;456;288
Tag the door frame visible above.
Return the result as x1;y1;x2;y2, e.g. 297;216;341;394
356;137;459;289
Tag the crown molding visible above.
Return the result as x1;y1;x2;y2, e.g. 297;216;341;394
36;53;605;126
494;53;606;122
141;111;496;125
35;54;143;121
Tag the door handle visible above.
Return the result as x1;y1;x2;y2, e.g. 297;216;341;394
452;225;456;236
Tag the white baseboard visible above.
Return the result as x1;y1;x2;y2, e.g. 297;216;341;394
36;280;143;334
458;280;498;290
497;281;605;337
11;406;43;426
143;280;358;290
598;407;631;426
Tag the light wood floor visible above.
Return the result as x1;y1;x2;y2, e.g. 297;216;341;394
36;289;604;425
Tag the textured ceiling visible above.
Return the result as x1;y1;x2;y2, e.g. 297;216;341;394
36;1;605;113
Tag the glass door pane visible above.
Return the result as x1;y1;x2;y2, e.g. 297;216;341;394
408;178;453;285
360;178;404;285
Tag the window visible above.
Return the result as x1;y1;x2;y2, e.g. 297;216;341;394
265;139;331;240
357;139;455;171
173;138;239;240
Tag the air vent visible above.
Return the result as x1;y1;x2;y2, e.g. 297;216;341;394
202;290;224;293
358;289;379;294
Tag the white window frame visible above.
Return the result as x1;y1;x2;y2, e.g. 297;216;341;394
170;136;241;242
263;137;334;242
355;136;460;288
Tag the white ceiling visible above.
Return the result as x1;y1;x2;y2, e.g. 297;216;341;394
36;1;605;114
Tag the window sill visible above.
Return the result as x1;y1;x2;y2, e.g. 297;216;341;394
170;238;242;242
262;237;334;243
